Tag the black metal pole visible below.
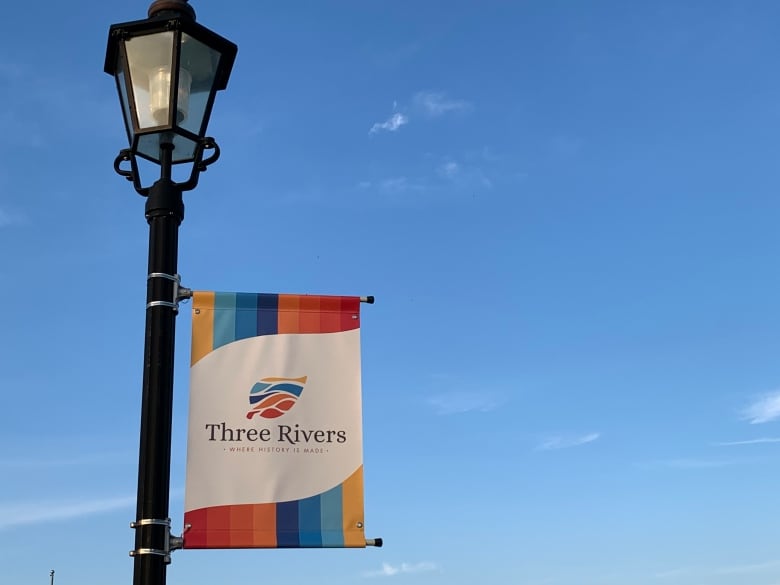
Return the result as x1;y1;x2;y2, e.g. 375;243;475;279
133;142;183;585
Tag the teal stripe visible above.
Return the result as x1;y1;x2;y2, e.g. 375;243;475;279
234;293;258;341
298;495;322;547
320;484;344;547
213;292;237;350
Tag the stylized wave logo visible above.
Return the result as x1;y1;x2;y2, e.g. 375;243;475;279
246;376;307;420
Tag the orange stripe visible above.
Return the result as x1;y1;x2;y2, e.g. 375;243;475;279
261;376;308;383
228;504;254;547
277;294;301;334
299;295;322;333
342;466;366;547
191;291;215;365
252;393;294;408
252;503;277;547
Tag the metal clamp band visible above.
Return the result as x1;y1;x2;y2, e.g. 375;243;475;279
131;518;171;528
129;518;177;564
130;548;169;558
147;273;178;282
146;301;179;310
146;273;186;314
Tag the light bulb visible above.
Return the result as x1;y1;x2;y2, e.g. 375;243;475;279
149;66;192;125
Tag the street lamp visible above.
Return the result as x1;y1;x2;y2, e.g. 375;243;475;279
104;2;236;585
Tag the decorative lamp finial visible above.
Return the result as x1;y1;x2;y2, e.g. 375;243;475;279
147;0;196;20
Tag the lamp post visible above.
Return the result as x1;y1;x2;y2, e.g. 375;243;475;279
104;3;236;585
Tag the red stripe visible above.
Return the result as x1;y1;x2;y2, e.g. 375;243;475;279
277;295;360;334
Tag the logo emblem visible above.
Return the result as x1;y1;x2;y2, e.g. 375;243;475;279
247;376;308;420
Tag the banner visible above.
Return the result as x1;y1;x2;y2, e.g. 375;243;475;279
183;292;365;548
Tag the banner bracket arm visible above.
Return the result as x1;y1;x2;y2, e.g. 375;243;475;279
130;518;188;564
360;296;375;304
366;538;383;547
146;273;193;314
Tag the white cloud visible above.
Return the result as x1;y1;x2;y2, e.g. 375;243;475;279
381;177;409;192
537;432;600;451
660;458;736;469
714;437;780;446
438;161;460;178
640;458;745;470
0;487;184;530
0;208;25;227
369;112;408;134
436;160;492;188
656;559;780;579
548;134;584;158
428;392;499;415
414;91;470;116
0;451;132;468
363;562;439;578
742;391;780;424
378;176;427;195
0;495;135;529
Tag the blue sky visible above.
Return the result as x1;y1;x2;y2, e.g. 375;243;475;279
2;0;780;583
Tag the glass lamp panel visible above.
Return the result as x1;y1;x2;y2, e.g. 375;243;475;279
115;49;135;142
125;31;176;130
136;133;162;162
136;133;197;164
177;33;222;136
171;134;198;163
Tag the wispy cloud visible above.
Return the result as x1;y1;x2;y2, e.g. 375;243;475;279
363;561;439;578
380;176;412;192
369;112;408;134
414;91;471;116
0;451;132;468
428;392;499;415
0;495;135;530
437;161;460;178
373;42;421;68
548;134;584;158
714;437;780;446
436;159;492;188
742;390;780;424
0;208;25;227
641;457;745;470
0;487;184;530
714;559;780;575
378;176;429;196
537;432;600;451
368;91;469;135
656;558;780;579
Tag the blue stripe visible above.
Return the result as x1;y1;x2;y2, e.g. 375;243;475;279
257;293;278;336
320;484;344;547
234;293;258;341
298;495;323;547
212;292;237;350
276;501;300;547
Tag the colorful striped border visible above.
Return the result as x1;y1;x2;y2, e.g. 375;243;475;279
191;292;361;366
183;466;365;548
